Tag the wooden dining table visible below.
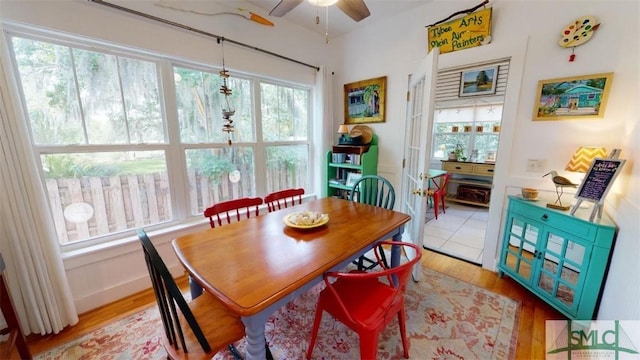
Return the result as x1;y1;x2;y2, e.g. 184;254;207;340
172;197;411;360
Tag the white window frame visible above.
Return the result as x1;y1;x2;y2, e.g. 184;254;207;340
4;26;313;252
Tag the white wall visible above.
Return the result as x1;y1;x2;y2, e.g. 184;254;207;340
1;0;638;320
329;0;639;320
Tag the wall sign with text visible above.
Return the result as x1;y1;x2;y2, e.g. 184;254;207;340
427;8;492;54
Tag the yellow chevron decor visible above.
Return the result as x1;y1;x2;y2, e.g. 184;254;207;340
565;146;607;173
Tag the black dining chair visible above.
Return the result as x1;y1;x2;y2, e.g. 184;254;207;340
136;229;245;360
349;175;396;270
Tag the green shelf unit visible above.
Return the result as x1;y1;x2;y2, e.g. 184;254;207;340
326;135;378;198
497;195;617;320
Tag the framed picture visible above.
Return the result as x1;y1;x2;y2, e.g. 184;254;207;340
345;172;362;187
344;76;386;124
459;66;498;97
533;72;613;121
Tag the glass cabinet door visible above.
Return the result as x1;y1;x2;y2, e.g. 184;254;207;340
535;231;589;311
502;217;540;283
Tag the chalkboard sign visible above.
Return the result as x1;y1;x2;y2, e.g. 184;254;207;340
575;158;625;204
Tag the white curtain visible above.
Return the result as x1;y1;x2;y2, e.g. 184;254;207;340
314;66;335;196
0;40;78;335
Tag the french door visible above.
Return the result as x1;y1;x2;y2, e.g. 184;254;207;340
400;48;439;280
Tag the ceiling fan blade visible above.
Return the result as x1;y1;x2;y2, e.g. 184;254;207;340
336;0;370;22
269;0;304;17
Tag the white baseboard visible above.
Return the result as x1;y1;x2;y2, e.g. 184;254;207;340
73;263;184;314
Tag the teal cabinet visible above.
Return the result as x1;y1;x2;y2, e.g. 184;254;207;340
498;195;617;319
326;135;378;198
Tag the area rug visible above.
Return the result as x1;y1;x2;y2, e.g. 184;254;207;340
35;267;519;359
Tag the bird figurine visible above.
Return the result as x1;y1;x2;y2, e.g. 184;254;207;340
543;170;578;210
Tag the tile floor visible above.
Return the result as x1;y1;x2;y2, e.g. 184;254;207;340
423;202;488;264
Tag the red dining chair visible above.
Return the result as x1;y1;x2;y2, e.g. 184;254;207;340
204;197;263;228
264;188;305;212
428;173;450;220
306;241;422;360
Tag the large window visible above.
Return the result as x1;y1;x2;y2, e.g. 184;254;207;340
8;32;311;246
432;103;503;162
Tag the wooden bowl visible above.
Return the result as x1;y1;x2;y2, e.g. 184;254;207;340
521;187;539;200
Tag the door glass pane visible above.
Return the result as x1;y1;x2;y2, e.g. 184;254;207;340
545;233;564;257
543;253;561;274
560;262;580;287
557;283;575;306
505;235;534;281
504;252;518;273
516;253;533;281
524;223;539;243
565;240;586;268
185;147;255;216
510;218;525;235
538;272;554;296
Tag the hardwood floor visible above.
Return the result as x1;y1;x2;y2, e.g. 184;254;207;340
26;250;564;358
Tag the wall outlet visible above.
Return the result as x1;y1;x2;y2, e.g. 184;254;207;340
527;159;546;173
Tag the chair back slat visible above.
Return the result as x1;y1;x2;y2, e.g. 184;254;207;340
137;229;212;353
349;175;395;210
204;197;263;228
264;188;305;212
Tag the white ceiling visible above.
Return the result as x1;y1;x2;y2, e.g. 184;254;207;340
146;1;427;39
223;0;428;38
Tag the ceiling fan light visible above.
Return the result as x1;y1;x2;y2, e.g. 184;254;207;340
308;0;339;7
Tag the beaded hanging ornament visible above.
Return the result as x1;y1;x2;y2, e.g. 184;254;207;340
219;39;234;145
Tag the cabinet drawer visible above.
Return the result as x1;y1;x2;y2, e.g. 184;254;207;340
474;164;495;176
511;201;597;241
442;162;474;173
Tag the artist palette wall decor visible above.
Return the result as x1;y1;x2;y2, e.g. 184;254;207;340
533;73;613;121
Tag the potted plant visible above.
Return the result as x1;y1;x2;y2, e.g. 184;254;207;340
453;143;466;161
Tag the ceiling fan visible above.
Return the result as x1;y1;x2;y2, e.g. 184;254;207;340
269;0;371;22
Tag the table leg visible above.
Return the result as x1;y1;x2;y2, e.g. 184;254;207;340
390;227;404;268
242;313;269;360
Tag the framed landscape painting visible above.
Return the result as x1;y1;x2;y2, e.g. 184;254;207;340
459;66;498;97
533;72;613;121
344;76;386;124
